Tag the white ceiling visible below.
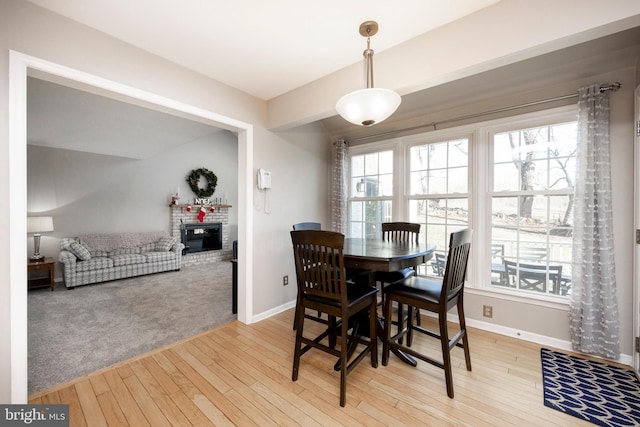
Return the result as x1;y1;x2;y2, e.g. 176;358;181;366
26;0;500;100
24;1;640;158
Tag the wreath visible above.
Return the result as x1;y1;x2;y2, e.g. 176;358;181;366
187;168;217;198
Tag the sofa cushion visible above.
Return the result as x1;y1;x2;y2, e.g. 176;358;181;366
143;251;176;263
109;247;141;256
60;238;74;251
139;243;155;253
110;253;147;267
78;232;166;252
69;241;92;261
90;250;109;257
76;257;114;272
155;237;177;252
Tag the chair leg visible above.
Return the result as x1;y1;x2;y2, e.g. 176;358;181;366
406;305;423;347
339;313;349;407
410;269;421;327
457;301;472;371
328;315;337;349
382;295;393;366
397;302;405;344
369;300;378;368
292;303;305;381
406;306;414;347
438;313;454;398
293;293;302;330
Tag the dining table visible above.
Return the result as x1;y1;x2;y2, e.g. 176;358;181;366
343;238;436;278
341;237;436;367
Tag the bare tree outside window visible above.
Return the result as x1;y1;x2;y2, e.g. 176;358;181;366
492;121;577;296
508;129;538;218
506;127;575;224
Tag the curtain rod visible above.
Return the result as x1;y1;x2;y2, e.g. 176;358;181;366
347;82;621;143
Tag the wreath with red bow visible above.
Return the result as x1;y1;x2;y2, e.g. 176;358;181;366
187;168;217;197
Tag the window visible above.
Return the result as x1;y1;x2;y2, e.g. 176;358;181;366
348;150;393;238
407;139;470;276
490;121;576;296
346;106;577;301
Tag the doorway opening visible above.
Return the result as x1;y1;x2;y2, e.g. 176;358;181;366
9;50;254;402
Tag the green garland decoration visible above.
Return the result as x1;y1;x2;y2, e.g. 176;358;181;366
187;168;217;198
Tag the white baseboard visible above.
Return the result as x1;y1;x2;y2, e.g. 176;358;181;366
253;301;633;367
252;300;295;323
466;317;633;366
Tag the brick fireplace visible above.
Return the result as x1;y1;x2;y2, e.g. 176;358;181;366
169;205;233;266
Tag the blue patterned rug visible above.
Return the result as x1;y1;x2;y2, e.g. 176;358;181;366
541;348;640;426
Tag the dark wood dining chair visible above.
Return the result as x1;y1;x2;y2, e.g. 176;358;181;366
375;222;421;293
291;222;323;329
382;228;472;398
290;230;378;407
375;222;422;331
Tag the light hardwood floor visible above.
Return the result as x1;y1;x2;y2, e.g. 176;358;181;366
29;309;592;426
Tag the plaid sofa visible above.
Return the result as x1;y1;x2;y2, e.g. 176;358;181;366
58;232;185;289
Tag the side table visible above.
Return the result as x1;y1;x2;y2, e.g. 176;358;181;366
28;257;55;291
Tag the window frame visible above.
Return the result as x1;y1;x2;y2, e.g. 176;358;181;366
402;129;474;276
347;141;400;239
346;105;577;306
482;107;578;302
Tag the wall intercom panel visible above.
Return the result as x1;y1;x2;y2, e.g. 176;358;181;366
257;168;272;189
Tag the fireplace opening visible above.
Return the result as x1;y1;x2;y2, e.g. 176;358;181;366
181;222;222;254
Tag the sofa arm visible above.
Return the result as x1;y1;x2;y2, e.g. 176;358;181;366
58;250;77;289
170;242;185;254
171;242;185;269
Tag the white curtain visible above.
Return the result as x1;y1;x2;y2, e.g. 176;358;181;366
570;84;619;359
331;139;348;234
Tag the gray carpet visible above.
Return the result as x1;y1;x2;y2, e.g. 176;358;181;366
28;262;236;394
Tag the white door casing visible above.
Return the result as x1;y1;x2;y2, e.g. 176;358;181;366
634;83;640;377
9;51;255;403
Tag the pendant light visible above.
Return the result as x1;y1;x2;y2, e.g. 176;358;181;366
336;21;401;127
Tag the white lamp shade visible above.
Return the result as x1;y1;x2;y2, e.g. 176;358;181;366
336;88;401;127
27;216;54;234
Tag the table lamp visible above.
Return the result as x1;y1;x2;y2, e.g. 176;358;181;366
27;216;54;260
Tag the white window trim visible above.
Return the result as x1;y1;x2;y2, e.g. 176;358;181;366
477;105;577;304
347;105;577;307
348;141;400;233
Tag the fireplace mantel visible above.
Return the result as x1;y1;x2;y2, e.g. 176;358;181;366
170;204;232;209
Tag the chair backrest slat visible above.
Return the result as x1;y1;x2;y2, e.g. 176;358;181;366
381;222;420;244
291;230;346;303
442;229;473;303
